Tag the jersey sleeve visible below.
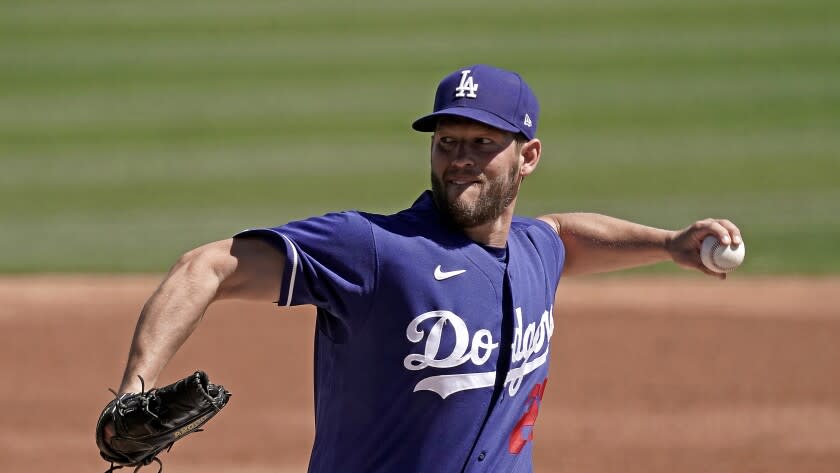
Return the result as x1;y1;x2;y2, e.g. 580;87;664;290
234;211;377;322
533;218;566;284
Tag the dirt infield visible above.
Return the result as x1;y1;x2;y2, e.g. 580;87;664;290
1;275;838;473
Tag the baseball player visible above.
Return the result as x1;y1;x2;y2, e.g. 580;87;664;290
112;65;742;472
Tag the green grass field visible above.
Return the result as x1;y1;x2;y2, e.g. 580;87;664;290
2;0;838;273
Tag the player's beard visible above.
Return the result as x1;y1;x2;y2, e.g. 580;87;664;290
431;163;521;229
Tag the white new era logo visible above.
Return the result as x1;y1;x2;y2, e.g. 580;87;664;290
524;113;532;127
454;70;478;98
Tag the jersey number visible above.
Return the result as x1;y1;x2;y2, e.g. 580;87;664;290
508;378;548;454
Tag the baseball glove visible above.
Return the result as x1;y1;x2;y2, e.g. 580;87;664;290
95;371;231;473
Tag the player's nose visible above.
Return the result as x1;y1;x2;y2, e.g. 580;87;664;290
450;143;475;167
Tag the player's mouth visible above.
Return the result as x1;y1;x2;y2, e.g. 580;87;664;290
446;180;481;198
445;175;482;187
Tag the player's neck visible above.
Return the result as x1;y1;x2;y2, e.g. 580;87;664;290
460;201;517;248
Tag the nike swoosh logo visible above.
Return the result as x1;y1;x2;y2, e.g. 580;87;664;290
434;265;466;281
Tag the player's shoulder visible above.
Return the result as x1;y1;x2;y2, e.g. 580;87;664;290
358;193;439;235
511;215;565;255
512;215;559;238
511;215;566;277
292;208;372;231
253;208;376;248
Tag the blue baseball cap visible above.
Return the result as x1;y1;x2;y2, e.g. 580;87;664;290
412;64;540;140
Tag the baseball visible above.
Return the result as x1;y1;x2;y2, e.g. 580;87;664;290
700;235;745;273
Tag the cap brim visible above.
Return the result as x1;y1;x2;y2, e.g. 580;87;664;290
412;107;520;135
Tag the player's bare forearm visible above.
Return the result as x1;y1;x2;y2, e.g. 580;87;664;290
118;237;285;394
538;213;742;278
118;242;229;394
538;213;674;276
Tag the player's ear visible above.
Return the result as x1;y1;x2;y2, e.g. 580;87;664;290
519;139;541;176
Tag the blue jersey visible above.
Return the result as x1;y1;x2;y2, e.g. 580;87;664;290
237;191;565;473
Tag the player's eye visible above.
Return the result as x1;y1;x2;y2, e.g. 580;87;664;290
439;136;456;144
475;137;493;145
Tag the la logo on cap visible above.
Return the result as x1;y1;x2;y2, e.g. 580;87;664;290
454;70;478;98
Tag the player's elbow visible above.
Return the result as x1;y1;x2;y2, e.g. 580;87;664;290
171;237;284;302
170;240;237;294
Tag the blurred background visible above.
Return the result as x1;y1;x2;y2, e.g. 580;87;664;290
2;0;838;274
2;2;840;473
